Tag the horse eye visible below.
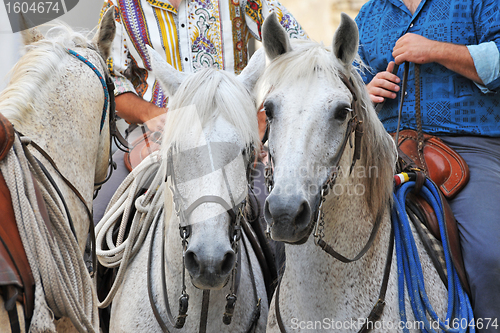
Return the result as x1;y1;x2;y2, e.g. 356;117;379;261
264;101;274;121
334;106;351;121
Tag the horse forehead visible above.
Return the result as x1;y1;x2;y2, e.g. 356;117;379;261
203;116;244;146
274;76;352;112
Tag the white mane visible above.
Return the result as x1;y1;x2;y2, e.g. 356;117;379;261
161;68;260;152
259;39;397;215
0;24;102;127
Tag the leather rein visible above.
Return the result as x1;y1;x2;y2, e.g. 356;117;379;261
146;146;262;333
264;72;395;333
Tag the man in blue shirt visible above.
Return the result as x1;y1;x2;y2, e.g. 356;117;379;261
356;0;500;330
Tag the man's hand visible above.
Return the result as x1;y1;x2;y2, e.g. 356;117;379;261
393;33;438;65
392;33;483;84
144;110;167;132
366;61;400;104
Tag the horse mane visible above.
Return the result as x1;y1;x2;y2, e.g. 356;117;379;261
0;23;101;127
161;68;260;153
259;39;396;216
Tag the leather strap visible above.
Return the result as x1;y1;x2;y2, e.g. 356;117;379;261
240;232;261;333
275;225;394;333
198;290;210;333
276;212;394;333
358;225;394;333
0;113;15;162
4;286;21;333
316;205;384;263
414;64;428;175
19;136;97;277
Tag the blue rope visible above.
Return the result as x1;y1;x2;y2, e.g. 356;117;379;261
66;48;109;133
392;178;474;333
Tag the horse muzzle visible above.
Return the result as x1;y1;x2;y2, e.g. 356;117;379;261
184;246;236;290
264;193;315;244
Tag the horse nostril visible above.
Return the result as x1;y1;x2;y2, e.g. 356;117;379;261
185;251;200;276
219;251;236;276
294;201;311;229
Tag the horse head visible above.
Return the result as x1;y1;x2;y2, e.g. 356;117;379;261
148;46;264;289
261;13;395;244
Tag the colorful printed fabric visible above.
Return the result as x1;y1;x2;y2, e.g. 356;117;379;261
356;0;500;136
99;0;307;107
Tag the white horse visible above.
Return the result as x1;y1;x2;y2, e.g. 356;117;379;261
260;13;448;332
0;10;115;333
100;47;269;332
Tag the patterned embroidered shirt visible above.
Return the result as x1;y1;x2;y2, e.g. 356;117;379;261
100;0;307;108
356;0;500;136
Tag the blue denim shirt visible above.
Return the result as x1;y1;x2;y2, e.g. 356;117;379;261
355;0;500;136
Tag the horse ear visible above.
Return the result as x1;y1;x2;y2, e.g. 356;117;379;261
262;12;292;61
332;13;359;68
146;45;187;96
94;7;116;61
20;14;44;45
238;48;266;92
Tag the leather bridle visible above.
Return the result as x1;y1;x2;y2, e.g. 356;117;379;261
146;145;262;333
264;72;365;245
263;72;395;333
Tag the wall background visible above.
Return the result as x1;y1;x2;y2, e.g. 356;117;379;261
0;0;368;90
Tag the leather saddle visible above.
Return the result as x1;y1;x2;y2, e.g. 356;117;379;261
0;113;35;323
393;130;469;199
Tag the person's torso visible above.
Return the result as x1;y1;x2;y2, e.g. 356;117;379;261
356;0;500;136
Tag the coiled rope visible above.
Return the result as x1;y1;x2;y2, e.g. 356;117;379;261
0;136;98;333
392;177;474;333
95;151;165;308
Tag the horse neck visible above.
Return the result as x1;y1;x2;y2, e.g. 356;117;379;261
13;48;109;250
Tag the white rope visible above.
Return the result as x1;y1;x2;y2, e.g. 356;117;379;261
0;137;98;333
95;151;165;308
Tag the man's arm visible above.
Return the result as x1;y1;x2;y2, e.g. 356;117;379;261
115;93;167;131
392;33;483;84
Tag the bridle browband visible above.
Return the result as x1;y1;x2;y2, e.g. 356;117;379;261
264;72;395;333
146;145;261;333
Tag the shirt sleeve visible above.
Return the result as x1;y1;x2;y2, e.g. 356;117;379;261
467;42;500;94
243;0;308;42
471;0;500;92
99;0;136;96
